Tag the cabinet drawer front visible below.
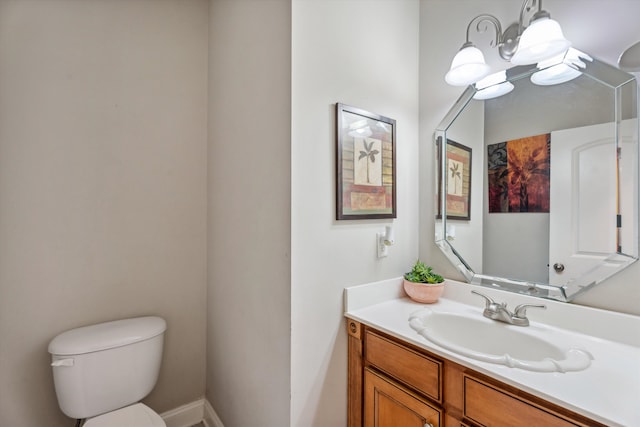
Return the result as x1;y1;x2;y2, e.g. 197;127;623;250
365;330;442;402
365;368;441;427
464;376;584;427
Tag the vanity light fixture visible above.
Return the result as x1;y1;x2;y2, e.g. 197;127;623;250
530;48;592;86
618;40;640;72
445;0;570;86
377;225;394;258
473;70;514;100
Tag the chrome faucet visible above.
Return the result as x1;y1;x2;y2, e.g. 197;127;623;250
471;290;546;327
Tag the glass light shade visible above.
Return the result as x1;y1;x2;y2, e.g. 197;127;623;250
530;64;581;86
473;82;514;99
511;17;571;65
445;45;491;86
618;41;640;71
536;52;566;70
531;48;591;86
474;70;507;90
562;47;592;68
473;71;514;99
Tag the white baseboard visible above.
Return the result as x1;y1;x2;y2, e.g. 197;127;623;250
159;398;224;427
203;399;224;427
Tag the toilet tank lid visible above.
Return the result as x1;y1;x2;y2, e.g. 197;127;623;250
48;316;166;356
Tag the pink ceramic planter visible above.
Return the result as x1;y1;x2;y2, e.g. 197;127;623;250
403;279;445;303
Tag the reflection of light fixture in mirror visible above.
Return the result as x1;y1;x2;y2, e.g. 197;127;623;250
376;122;391;133
445;0;570;86
348;119;372;138
473;70;514;100
531;48;592;86
377;225;394;258
618;40;640;72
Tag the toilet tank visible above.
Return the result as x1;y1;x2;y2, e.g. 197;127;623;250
48;316;166;419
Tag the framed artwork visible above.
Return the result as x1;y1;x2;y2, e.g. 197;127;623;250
336;103;396;220
437;138;472;220
487;133;550;213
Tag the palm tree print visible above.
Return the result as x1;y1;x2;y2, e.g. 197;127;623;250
358;139;380;184
449;160;462;195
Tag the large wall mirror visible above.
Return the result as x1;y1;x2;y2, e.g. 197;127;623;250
435;50;639;301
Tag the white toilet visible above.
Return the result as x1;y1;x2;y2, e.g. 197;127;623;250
48;316;167;426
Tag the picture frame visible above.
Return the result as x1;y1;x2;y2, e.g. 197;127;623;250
336;103;396;220
437;138;472;220
487;133;550;213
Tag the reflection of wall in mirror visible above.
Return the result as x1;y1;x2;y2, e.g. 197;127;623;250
482;76;622;284
445;100;484;273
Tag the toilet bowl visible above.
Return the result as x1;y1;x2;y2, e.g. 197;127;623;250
49;316;167;426
83;403;165;427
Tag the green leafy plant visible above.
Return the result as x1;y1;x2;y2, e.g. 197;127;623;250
404;260;444;284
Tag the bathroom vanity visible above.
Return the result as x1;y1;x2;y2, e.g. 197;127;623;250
344;278;640;427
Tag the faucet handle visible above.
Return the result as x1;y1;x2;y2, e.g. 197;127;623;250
513;303;546;318
471;290;496;309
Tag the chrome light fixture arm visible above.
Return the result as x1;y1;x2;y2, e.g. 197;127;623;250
463;14;503;50
463;0;541;62
463;14;518;62
517;0;542;35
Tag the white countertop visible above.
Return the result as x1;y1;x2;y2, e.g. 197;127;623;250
344;277;640;427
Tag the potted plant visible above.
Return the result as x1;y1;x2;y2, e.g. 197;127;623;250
403;260;445;303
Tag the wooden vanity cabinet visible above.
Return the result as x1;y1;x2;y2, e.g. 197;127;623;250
365;368;441;427
346;319;606;427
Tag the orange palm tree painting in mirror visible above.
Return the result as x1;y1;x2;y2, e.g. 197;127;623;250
488;133;551;213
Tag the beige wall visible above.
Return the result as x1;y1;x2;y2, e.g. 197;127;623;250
0;1;209;426
206;1;292;426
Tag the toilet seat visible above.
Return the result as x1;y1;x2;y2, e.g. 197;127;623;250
83;403;166;427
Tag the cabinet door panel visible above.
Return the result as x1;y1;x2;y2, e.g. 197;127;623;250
365;368;441;427
464;375;583;427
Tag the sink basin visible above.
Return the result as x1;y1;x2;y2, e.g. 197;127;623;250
409;309;592;373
